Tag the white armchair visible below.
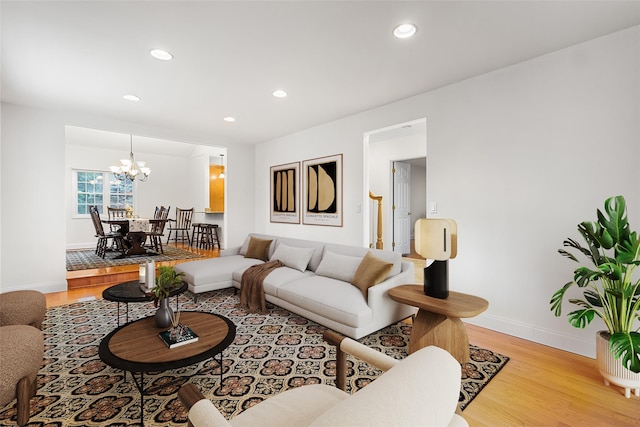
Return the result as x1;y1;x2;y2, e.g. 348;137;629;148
179;330;468;427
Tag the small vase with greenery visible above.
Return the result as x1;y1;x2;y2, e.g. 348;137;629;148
151;266;185;328
550;195;640;374
151;266;185;305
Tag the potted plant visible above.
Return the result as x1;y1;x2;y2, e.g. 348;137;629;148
550;195;640;397
151;265;185;328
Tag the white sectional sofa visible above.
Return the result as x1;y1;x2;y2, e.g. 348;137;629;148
174;233;416;339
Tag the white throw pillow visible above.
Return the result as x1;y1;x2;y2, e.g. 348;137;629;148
315;250;363;283
270;243;316;272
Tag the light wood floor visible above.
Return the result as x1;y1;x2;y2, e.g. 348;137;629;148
52;246;640;426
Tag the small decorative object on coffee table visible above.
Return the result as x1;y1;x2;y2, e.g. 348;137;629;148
151;266;185;328
158;311;199;348
414;218;457;299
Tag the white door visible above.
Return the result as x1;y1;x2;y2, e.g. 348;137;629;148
393;161;411;255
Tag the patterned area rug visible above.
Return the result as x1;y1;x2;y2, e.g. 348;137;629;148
0;289;509;426
66;246;204;271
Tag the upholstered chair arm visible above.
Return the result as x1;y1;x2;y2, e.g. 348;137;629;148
179;384;232;427
323;330;398;391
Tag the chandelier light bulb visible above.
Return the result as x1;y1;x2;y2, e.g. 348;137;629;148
109;135;151;182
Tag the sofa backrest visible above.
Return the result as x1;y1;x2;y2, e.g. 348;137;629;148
322;243;402;278
240;234;326;272
239;234;402;277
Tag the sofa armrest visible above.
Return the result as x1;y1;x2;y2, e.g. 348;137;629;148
179;384;232;427
366;261;415;310
220;246;241;257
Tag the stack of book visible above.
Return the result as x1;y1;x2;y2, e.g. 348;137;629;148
158;324;199;349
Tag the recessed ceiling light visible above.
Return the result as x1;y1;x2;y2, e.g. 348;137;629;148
150;49;173;60
123;94;141;101
272;89;287;98
223;117;236;122
393;23;417;39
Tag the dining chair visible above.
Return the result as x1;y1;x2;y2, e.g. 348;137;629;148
107;206;128;232
166;207;194;246
147;206;170;253
89;206;125;258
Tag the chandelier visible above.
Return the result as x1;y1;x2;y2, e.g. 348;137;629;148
110;135;151;182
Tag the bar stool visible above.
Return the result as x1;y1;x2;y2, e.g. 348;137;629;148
201;224;221;250
191;223;220;249
191;223;204;248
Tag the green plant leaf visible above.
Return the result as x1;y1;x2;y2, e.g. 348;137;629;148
598;262;623;281
610;332;640;374
558;248;578;262
550;282;573;316
617;231;640;265
583;290;603;307
574;266;601;287
567;308;594;329
599;195;630;247
562;238;592;259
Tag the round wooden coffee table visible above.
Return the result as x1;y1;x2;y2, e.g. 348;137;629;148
98;311;236;425
102;280;188;325
388;284;488;364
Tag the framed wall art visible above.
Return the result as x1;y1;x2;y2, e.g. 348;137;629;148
302;154;343;227
270;161;300;224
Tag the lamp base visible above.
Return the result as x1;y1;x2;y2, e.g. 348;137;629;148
423;260;449;299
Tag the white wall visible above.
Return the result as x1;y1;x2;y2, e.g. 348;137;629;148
1;104;255;293
253;26;640;357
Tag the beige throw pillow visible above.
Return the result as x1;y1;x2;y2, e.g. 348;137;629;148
244;237;273;261
351;252;393;299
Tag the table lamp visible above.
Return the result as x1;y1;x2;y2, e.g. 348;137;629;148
414;218;457;299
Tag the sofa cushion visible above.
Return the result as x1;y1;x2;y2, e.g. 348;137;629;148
175;256;263;286
277;276;372;328
233;266;314;295
270;243;315;272
315;250;362;283
323;243;402;278
245;237;274;261
240;234;278;259
351;252;393;299
272;237;325;272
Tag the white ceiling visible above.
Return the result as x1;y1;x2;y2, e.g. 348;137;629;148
2;1;639;145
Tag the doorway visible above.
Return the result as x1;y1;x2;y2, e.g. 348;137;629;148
364;119;426;253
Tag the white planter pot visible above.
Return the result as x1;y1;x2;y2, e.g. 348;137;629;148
596;331;640;398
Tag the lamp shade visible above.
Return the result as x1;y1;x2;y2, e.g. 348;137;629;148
414;218;457;260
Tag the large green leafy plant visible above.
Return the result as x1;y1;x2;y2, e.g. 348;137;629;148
550;195;640;373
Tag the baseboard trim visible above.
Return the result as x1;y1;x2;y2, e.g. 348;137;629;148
466;313;596;359
1;281;67;294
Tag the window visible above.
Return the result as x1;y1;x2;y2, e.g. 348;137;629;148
73;170;134;216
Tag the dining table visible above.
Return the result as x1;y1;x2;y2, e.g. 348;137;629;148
101;217;168;259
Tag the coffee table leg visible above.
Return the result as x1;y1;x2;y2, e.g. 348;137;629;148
128;371;145;426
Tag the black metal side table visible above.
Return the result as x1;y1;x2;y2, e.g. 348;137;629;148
102;280;188;325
